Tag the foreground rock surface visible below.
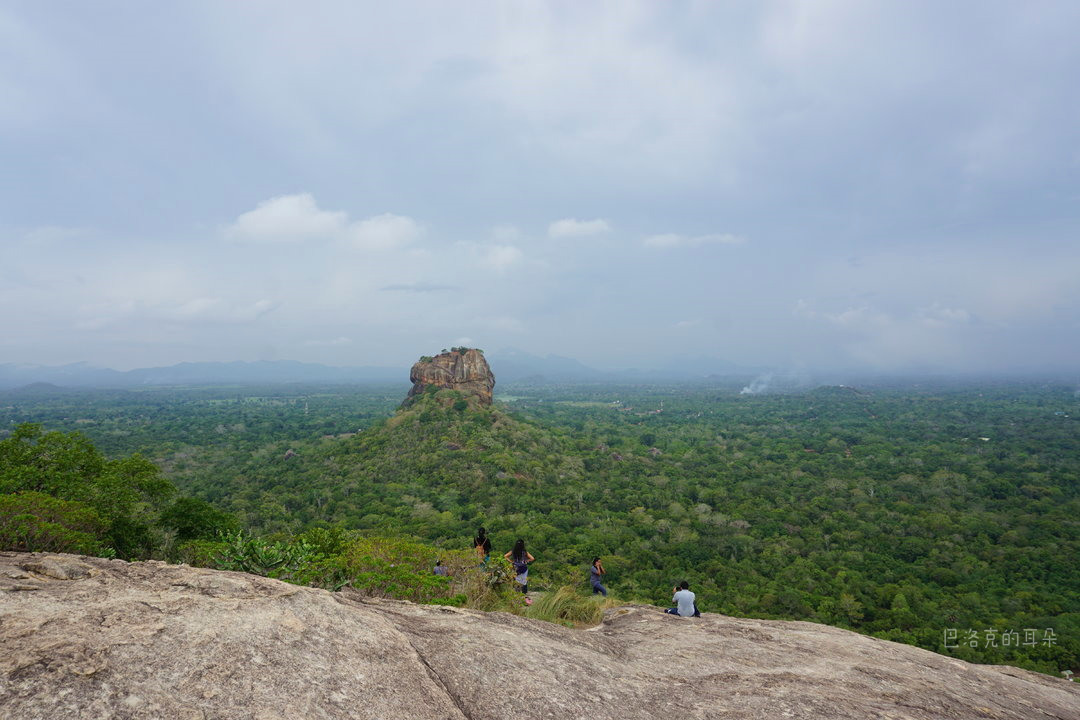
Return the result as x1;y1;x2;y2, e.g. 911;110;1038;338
406;349;495;406
1;553;1077;720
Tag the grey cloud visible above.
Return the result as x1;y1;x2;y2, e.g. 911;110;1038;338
380;283;460;293
1;2;1077;373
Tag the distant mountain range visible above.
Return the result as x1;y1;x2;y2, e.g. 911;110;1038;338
0;361;404;390
0;350;756;390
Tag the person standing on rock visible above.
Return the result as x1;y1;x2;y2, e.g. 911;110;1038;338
474;527;492;564
665;581;700;617
589;557;608;597
505;539;534;594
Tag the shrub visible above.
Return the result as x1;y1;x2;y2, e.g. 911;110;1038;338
159;497;239;541
0;491;106;554
522;585;612;627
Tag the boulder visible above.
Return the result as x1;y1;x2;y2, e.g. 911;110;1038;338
2;552;1078;719
405;349;495;406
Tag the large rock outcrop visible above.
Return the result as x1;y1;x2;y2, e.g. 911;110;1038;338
405;348;494;406
2;553;1078;719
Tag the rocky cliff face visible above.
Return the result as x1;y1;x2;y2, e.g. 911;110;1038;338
405;348;494;406
2;552;1078;720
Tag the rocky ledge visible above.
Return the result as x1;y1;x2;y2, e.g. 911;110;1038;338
405;348;495;406
1;552;1077;719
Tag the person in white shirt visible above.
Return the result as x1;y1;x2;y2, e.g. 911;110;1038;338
664;581;700;617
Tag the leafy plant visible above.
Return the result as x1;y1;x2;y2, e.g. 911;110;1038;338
0;491;105;554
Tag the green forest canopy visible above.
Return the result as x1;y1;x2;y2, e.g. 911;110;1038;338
1;378;1076;676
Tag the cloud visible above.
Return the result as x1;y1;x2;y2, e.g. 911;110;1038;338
379;282;459;293
482;244;524;271
674;319;700;329
75;296;277;330
643;233;746;249
303;336;352;347
492;224;521;243
21;226;90;246
224;195;421;250
224;193;346;243
473;315;524;333
548;218;610;238
794;300;976;370
347;213;422;250
918;304;972;328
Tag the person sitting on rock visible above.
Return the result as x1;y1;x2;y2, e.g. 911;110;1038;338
664;581;700;617
433;559;449;577
589;556;608;597
505;539;534;594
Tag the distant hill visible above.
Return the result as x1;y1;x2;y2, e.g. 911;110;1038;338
0;351;757;390
486;348;755;384
3;382;76;396
0;360;406;389
485;348;607;383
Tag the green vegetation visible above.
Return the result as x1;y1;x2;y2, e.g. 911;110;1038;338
0;491;107;555
179;527;525;610
0;423;177;557
1;378;1077;675
523;585;613;626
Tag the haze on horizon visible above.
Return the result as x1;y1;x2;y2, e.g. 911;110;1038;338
2;2;1078;376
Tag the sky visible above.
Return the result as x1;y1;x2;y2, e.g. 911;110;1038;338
2;1;1078;374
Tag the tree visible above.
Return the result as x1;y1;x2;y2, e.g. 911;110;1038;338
0;424;174;557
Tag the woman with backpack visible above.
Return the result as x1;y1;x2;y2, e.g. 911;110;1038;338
504;539;534;594
474;527;492;564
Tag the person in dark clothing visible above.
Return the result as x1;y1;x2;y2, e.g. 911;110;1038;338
589;556;608;596
474;527;492;564
505;538;534;594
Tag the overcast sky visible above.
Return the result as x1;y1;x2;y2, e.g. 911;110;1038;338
2;1;1078;373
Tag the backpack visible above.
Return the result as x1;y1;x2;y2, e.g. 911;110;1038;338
513;557;529;574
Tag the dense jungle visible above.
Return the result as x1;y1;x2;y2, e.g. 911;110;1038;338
1;377;1077;676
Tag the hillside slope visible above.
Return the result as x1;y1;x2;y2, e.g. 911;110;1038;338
2;552;1077;719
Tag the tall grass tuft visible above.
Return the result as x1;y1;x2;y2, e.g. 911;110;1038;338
522;585;614;627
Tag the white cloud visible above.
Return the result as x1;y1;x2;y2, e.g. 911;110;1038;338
794;300;976;370
674;319;700;329
348;213;422;250
643;233;746;249
482;244;524;271
224;195;421;251
918;304;972;328
548;218;610;238
492;224;521;243
224;193;346;243
75;296;277;330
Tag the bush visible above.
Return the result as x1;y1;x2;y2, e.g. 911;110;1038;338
0;491;106;554
337;536;470;603
160;497;239;541
174;538;228;567
0;424;174;559
198;530;522;608
522;585;612;627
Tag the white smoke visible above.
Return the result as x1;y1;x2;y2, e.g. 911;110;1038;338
740;374;774;395
740;370;813;395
